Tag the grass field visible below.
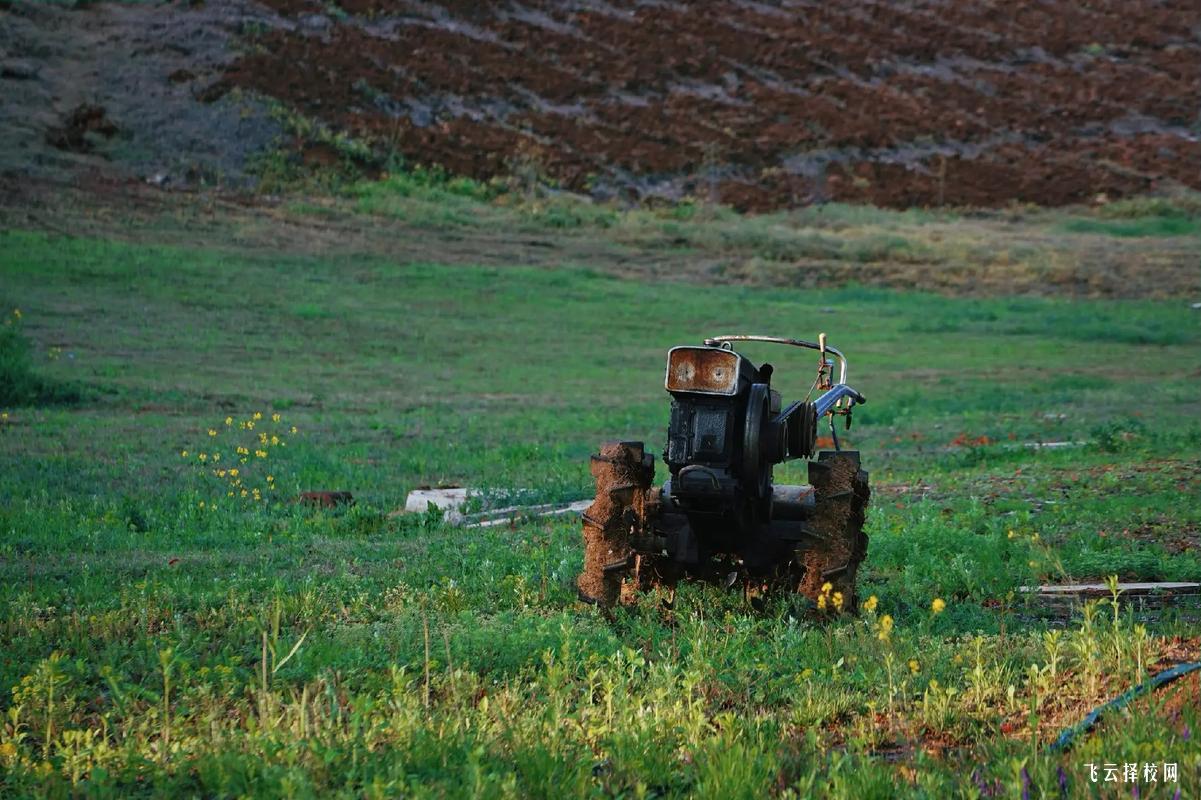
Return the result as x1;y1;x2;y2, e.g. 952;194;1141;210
1;188;1200;797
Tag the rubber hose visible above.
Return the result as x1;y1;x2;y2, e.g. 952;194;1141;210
1049;661;1201;752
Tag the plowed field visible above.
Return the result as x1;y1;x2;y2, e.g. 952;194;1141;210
219;0;1201;209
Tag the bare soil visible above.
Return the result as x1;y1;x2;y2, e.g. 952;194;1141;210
212;0;1201;209
0;0;282;187
3;1;1200;211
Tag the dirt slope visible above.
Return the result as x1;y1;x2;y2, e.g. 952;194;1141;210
0;0;281;188
2;1;1199;210
213;0;1201;209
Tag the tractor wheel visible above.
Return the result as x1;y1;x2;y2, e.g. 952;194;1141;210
577;441;660;607
797;451;870;611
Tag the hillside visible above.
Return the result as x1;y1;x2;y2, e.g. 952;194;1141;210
2;1;1199;210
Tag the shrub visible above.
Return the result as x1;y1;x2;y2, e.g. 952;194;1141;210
0;308;79;406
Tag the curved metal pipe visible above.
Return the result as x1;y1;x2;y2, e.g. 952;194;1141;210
814;384;865;417
702;334;848;385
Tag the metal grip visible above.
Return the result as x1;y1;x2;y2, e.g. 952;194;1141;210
814;384;865;417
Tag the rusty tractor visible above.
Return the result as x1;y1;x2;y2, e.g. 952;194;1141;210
578;334;870;610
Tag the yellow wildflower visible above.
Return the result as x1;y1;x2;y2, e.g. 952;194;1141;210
929;679;939;691
863;595;878;612
180;450;188;458
212;453;220;462
255;449;267;458
820;581;833;595
266;475;274;483
931;598;946;614
801;668;813;679
208;429;217;437
271;435;279;445
247;421;255;430
253;412;262;420
198;501;205;509
290;426;298;434
240;489;248;497
225;416;233;426
817;593;826;610
1007;530;1017;539
272;413;281;422
12;309;21;320
908;659;920;674
1;411;8;421
877;614;894;642
239;422;248;430
229;468;238;477
1;740;18;758
832;591;844;611
198;453;207;462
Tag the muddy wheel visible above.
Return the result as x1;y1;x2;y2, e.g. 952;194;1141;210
577;441;659;607
797;451;870;611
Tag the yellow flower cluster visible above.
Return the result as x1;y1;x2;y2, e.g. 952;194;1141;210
815;581;844;613
180;410;299;506
931;597;947;614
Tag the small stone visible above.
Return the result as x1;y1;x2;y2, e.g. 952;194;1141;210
300;14;330;31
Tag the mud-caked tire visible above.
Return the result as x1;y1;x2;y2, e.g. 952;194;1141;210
797;451;870;611
577;441;659;607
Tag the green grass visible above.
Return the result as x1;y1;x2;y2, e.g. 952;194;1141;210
1060;216;1201;238
1;223;1199;797
1060;195;1201;238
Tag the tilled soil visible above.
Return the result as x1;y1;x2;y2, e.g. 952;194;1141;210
212;0;1201;209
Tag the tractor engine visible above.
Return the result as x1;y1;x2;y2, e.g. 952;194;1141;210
578;334;871;609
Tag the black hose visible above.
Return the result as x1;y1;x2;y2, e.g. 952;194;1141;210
1049;661;1201;752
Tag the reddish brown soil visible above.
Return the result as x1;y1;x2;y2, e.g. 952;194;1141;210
217;0;1201;209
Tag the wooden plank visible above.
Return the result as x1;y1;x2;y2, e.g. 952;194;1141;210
1019;582;1200;596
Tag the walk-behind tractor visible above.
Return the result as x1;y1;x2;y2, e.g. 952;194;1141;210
578;334;870;610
